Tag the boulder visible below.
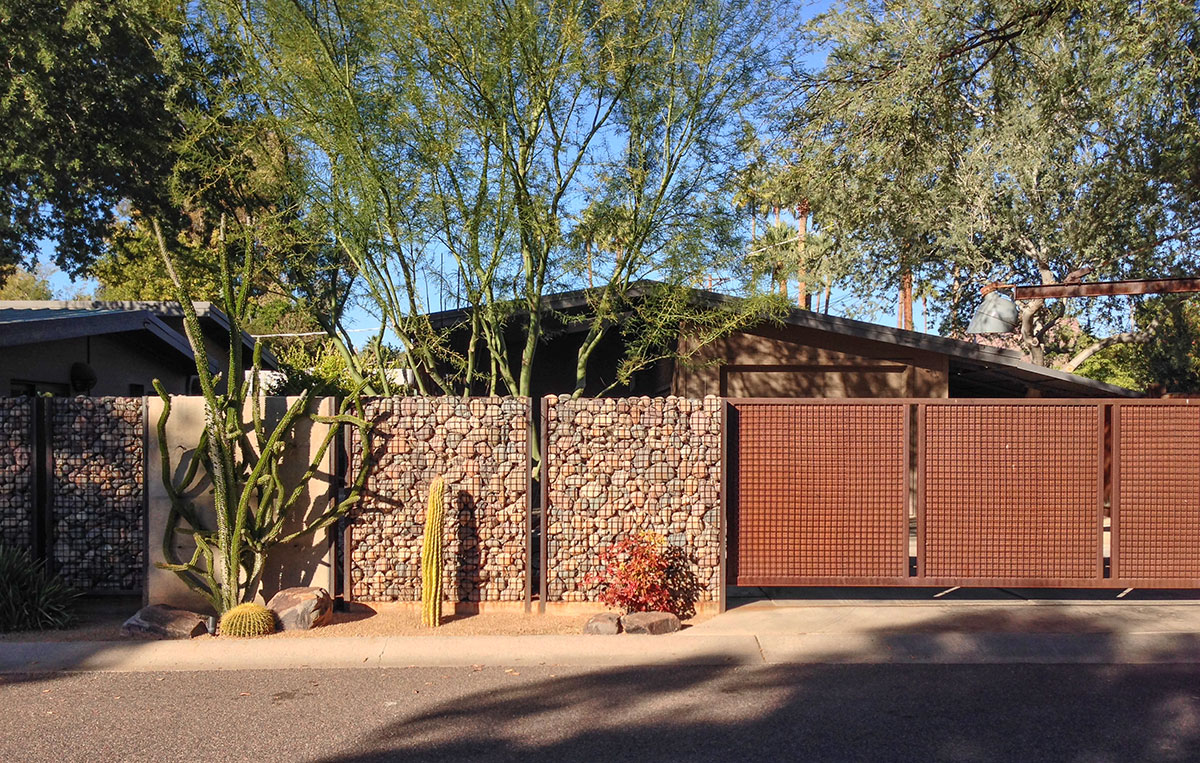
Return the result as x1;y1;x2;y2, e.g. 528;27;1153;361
267;587;334;631
121;604;208;640
583;612;622;635
620;611;680;635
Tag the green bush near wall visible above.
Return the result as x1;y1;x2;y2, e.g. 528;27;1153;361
0;544;78;632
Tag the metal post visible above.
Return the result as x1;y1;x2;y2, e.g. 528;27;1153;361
718;400;728;613
524;397;532;613
538;396;549;614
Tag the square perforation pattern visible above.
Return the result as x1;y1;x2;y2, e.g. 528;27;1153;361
735;403;907;581
922;404;1100;581
1116;405;1200;580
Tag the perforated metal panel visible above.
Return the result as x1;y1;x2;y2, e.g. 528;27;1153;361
1114;404;1200;583
733;402;908;585
920;403;1102;584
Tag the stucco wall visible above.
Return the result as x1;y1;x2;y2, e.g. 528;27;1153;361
145;396;338;612
543;396;723;604
348;397;529;603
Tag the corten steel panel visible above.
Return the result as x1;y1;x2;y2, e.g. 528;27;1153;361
733;402;908;585
921;404;1102;583
1113;404;1200;582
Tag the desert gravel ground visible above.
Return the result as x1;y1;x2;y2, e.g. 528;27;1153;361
0;598;711;641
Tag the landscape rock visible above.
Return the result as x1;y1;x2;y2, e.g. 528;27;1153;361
347;397;529;604
583;612;622;635
620;611;681;635
543;397;720;606
267;586;334;631
121;604;208;639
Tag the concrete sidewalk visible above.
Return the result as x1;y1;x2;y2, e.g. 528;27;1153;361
5;600;1200;673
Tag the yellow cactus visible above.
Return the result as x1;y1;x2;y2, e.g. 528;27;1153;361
218;602;276;637
421;476;447;627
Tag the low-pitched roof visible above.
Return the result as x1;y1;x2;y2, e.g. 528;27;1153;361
425;282;1137;398
0;300;278;371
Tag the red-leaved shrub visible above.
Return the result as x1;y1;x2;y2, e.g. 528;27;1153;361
588;532;698;619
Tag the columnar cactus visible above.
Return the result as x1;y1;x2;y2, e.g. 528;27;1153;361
421;476;447;627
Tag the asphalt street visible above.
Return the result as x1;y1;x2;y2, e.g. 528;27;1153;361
4;662;1200;762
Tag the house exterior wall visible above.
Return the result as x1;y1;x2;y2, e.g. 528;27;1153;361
0;335;193;397
672;324;950;399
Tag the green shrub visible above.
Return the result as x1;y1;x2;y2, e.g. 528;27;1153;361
0;544;78;632
218;602;277;637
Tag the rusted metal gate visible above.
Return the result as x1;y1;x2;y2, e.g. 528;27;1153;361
728;399;1200;589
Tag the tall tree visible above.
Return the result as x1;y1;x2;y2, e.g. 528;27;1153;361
206;0;784;397
0;0;182;279
782;0;1200;367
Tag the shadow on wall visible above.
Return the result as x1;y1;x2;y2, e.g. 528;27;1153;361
455;490;478;602
317;605;1200;762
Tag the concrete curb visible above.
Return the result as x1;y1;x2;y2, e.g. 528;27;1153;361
755;632;1200;664
0;635;764;674
6;630;1200;673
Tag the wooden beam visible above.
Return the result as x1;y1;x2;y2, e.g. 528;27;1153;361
1013;277;1200;300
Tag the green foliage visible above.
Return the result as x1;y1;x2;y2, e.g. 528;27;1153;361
1076;344;1143;392
218;602;276;637
420;477;447;628
782;0;1200;364
589;532;699;620
1134;299;1200;394
0;0;182;277
94;216;222;301
153;221;374;614
1075;297;1200;394
0;264;54;300
0;545;78;632
205;0;783;398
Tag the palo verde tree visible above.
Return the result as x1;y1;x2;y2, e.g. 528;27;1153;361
151;218;372;614
201;0;788;398
781;0;1200;367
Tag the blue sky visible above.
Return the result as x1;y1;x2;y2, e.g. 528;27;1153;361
40;0;949;346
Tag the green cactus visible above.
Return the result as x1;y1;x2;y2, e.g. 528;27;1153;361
421;476;447;627
218;602;277;637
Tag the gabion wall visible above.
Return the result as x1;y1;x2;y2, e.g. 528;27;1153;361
51;397;144;591
544;396;723;603
348;397;529;603
0;398;34;549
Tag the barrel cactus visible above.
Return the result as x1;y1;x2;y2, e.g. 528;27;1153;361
421;476;447;627
218;602;277;637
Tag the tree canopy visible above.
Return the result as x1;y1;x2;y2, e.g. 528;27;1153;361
0;0;182;277
780;0;1200;368
198;0;786;397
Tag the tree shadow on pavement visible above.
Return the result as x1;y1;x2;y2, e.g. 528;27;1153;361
324;606;1200;762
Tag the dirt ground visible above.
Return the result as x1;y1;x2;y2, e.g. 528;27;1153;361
0;595;137;643
266;605;594;638
0;597;710;641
